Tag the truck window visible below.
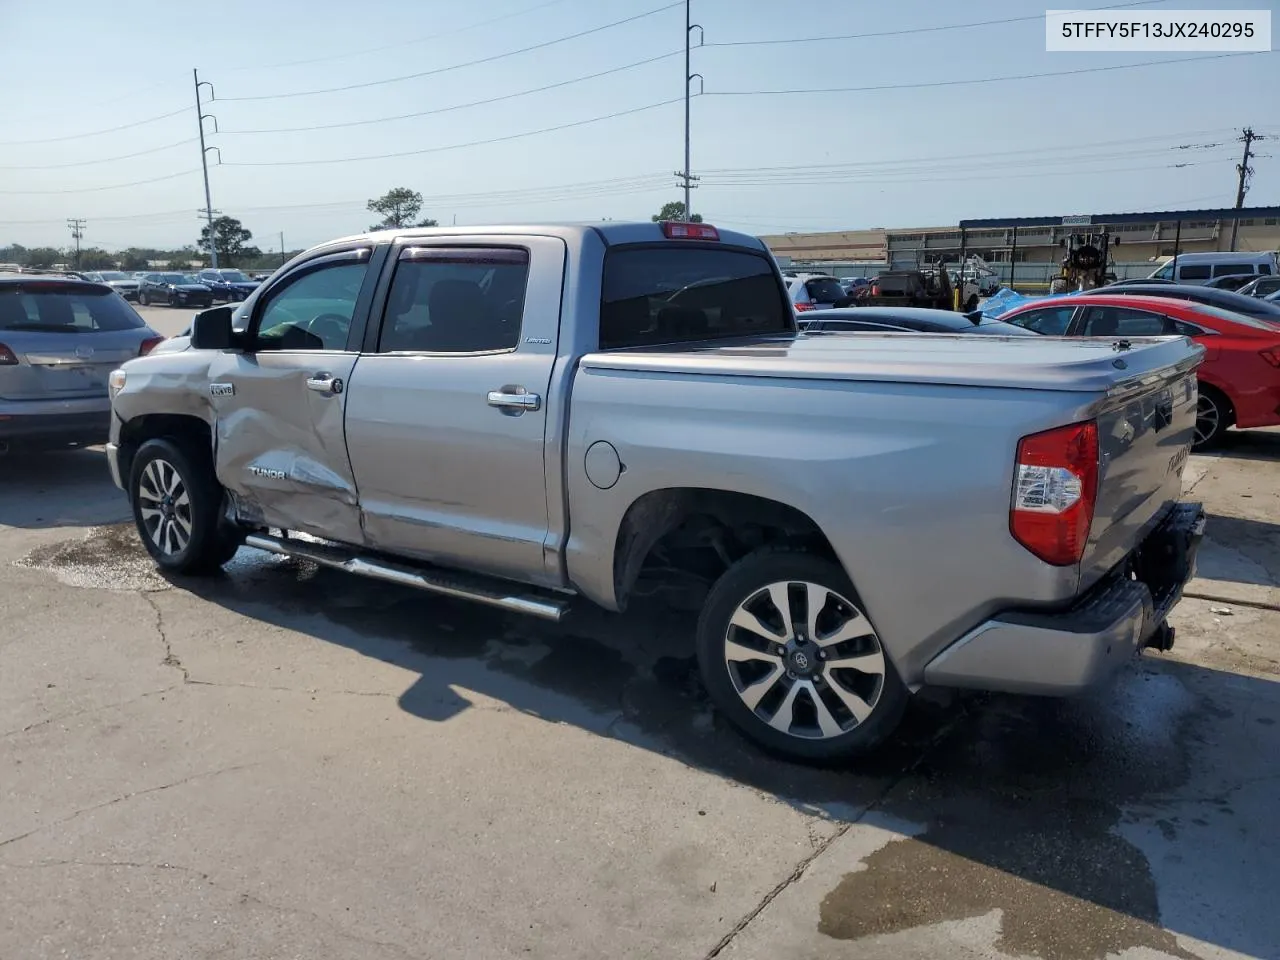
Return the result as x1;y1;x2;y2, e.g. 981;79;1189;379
1211;263;1254;278
1178;264;1211;280
255;261;369;351
599;246;792;349
378;247;527;353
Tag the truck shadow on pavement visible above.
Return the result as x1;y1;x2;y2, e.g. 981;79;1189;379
0;448;127;529
18;525;1280;960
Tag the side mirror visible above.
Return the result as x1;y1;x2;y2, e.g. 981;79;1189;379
191;306;236;350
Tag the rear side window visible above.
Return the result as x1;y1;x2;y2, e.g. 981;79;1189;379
1256;263;1271;275
0;286;144;332
1178;265;1211;280
600;246;792;349
1212;263;1255;278
378;248;528;354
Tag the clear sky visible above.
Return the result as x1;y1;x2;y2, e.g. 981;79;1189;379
1;0;1277;252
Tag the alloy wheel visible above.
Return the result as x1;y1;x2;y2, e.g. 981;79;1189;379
1194;393;1221;447
722;580;886;740
136;458;193;555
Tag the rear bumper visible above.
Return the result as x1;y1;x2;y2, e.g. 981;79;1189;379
923;502;1205;695
0;402;112;449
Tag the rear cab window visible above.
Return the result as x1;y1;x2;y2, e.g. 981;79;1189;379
599;245;793;349
0;283;144;332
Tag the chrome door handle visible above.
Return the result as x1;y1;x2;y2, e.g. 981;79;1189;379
306;373;344;395
487;389;541;412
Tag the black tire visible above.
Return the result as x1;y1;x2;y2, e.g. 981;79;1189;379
695;547;908;763
138;290;149;306
128;437;241;575
1193;384;1232;449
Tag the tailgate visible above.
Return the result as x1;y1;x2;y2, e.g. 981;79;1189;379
1079;351;1201;589
0;331;141;400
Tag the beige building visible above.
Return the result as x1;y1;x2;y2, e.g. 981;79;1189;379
762;209;1280;267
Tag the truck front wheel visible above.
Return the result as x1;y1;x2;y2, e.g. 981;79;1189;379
695;548;907;762
129;438;242;575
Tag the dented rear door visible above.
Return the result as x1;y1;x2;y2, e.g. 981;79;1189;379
206;246;384;545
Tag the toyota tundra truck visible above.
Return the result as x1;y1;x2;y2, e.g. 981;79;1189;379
105;221;1205;762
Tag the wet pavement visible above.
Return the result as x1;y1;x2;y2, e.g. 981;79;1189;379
2;432;1278;959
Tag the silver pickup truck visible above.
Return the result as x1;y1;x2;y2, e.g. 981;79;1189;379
107;221;1205;762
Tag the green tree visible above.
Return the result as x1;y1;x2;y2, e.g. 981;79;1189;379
118;248;151;271
651;201;702;223
23;247;62;269
78;248;117;270
198;217;254;266
367;187;438;231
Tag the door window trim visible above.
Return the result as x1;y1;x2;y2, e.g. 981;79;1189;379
245;245;385;352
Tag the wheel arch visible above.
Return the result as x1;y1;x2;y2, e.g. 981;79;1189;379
117;413;213;488
610;487;840;612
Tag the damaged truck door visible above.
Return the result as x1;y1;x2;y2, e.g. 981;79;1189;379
206;246;381;545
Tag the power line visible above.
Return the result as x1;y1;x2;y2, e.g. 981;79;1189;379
706;51;1276;97
0;170;200;196
218;0;575;73
220;50;683;135
221;98;682;166
703;0;1167;48
0;138;198;170
215;1;683;102
0;106;189;146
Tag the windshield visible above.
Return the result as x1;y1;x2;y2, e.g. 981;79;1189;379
218;270;249;282
0;285;146;331
600;246;793;349
160;273;188;283
99;271;128;280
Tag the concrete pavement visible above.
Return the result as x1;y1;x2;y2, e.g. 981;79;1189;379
2;429;1278;959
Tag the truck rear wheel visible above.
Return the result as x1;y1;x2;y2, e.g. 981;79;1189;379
695;547;907;762
129;438;241;575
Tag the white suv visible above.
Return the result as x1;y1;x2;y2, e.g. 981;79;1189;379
787;274;847;313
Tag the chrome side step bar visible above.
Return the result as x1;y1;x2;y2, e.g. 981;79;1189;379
243;533;572;622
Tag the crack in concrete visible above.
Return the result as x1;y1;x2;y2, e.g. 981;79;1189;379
0;686;177;740
0;762;260;852
142;591;189;682
700;710;970;960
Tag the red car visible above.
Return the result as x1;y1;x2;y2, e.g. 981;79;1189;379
1000;294;1280;448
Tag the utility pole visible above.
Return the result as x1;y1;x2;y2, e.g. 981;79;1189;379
193;68;220;268
1229;127;1260;251
280;231;286;267
677;0;703;221
66;218;85;270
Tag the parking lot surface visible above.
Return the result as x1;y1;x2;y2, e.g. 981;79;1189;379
2;425;1278;959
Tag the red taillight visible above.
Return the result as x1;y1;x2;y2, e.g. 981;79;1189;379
1010;419;1099;566
660;221;719;240
794;302;816;313
139;336;164;356
1260;347;1280;368
0;343;17;366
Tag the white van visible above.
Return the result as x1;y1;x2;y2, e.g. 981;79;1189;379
1148;251;1278;285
